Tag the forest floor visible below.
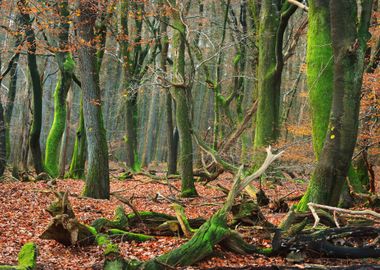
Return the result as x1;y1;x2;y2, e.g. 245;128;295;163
0;165;379;269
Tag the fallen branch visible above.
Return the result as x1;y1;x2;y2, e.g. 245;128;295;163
308;202;380;228
287;0;309;11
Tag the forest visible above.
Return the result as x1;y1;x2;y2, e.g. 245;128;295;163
0;0;379;269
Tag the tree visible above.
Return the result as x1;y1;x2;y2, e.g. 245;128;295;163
67;94;86;179
0;99;5;178
169;0;198;197
252;1;296;168
298;0;373;209
76;0;110;199
159;1;178;175
119;0;142;172
44;0;74;177
18;0;44;174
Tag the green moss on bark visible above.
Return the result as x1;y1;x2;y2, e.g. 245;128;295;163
67;98;86;179
17;243;37;269
170;4;197;198
306;0;333;158
45;55;74;177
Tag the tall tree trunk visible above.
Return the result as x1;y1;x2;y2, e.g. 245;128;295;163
44;0;74;177
252;1;296;168
5;32;22;158
212;0;230;150
0;26;5;177
160;4;177;174
119;0;147;171
18;0;44;173
76;0;109;199
59;91;72;178
299;0;373;209
0;102;5;177
68;97;86;179
306;0;333;159
170;0;197;197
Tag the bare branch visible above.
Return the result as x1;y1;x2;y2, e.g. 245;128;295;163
308;202;380;228
287;0;309;11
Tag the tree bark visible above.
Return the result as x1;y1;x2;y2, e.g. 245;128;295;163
300;0;373;208
76;0;110;199
0;103;5;177
160;4;177;174
45;1;74;177
169;0;197;197
18;0;44;173
68;97;86;179
252;1;296;168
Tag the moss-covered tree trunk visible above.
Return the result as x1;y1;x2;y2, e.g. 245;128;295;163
299;0;373;209
18;0;44;174
76;0;110;199
67;98;86;179
305;0;333;158
252;1;296;167
297;0;333;210
44;0;74;177
169;1;197;197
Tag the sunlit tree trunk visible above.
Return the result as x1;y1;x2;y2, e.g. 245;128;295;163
76;0;109;199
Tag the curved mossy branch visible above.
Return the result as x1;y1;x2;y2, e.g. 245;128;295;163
92;205;205;237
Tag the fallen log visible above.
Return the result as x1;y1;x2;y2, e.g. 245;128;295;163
277;226;380;258
0;242;37;270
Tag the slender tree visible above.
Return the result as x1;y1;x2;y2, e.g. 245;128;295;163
76;0;110;199
67;94;86;179
18;0;44;173
170;0;198;197
44;0;74;177
159;1;177;174
0;14;5;177
252;1;296;168
0;102;5;178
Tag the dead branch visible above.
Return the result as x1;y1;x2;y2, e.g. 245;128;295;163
111;193;143;224
218;100;258;154
287;0;309;11
308;202;380;228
